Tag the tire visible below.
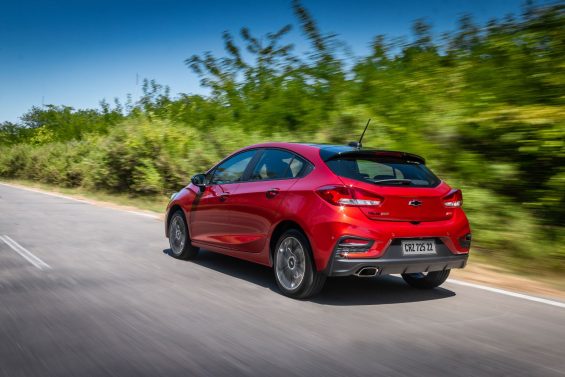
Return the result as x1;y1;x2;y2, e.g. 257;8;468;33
401;270;450;289
273;229;326;299
168;210;199;260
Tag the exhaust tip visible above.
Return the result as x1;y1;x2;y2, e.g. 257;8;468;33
355;267;378;277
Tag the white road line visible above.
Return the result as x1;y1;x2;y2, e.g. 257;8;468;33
0;182;160;219
126;210;160;219
447;279;565;309
0;235;51;270
0;183;90;204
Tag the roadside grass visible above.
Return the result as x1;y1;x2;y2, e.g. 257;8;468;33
2;178;564;295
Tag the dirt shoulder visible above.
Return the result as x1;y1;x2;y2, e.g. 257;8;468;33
452;258;565;300
2;179;563;301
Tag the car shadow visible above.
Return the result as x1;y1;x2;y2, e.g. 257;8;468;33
163;249;456;306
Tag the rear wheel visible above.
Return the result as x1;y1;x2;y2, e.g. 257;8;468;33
168;210;199;260
401;270;450;289
274;229;326;299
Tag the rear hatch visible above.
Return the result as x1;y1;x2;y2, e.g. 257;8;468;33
324;150;452;222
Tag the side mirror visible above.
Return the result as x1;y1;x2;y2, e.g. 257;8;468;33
191;173;207;192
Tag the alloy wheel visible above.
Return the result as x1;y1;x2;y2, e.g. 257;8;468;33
169;215;186;256
275;236;306;291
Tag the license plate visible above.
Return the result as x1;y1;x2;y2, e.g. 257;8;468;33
401;240;436;255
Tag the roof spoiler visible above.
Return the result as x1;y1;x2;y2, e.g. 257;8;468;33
323;150;426;164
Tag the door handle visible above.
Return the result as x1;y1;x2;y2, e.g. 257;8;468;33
219;192;230;202
266;188;280;198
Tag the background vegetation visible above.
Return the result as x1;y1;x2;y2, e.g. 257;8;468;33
1;1;563;271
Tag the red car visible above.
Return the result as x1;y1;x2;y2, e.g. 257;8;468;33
166;142;471;298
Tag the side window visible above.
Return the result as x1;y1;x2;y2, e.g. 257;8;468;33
250;149;304;181
288;157;305;177
211;150;256;184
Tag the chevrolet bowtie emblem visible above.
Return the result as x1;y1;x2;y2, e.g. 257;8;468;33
408;200;422;207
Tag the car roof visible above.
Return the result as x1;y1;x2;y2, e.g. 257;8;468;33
242;142;426;164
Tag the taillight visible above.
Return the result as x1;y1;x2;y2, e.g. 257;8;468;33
443;189;463;208
316;185;383;206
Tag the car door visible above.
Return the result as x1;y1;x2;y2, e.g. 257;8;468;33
189;149;258;247
226;148;308;253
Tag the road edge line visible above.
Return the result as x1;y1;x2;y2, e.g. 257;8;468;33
0;182;160;220
447;278;565;309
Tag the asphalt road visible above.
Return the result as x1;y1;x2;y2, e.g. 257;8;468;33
1;184;564;377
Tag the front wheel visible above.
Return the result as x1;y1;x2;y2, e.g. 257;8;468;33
273;229;326;299
168;210;199;260
401;270;450;289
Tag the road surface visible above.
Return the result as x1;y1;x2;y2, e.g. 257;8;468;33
1;183;564;377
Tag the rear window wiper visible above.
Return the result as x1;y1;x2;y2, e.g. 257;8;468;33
366;178;413;185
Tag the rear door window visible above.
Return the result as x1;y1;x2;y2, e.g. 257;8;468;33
326;157;440;187
250;149;305;181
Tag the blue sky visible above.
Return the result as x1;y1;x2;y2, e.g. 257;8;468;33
0;0;543;122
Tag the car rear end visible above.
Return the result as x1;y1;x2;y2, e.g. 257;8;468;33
302;147;471;278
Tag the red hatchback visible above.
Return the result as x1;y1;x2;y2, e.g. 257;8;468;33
166;142;471;298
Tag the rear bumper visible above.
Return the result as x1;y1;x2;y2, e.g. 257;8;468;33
325;238;468;277
328;254;468;277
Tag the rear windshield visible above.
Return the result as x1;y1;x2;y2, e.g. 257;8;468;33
325;157;440;187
